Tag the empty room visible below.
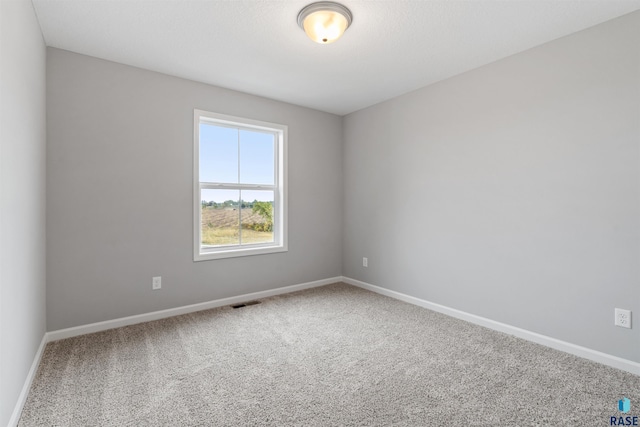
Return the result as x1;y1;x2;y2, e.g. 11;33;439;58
1;0;639;425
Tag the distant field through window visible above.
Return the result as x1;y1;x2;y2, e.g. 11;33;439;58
194;110;287;261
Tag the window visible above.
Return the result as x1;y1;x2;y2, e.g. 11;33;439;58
194;110;287;261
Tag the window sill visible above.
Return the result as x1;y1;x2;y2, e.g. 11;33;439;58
194;244;287;261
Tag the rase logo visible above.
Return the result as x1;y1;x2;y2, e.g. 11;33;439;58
611;398;638;426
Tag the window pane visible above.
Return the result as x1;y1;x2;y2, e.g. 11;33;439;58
201;189;240;247
239;130;275;185
240;190;274;245
200;123;238;183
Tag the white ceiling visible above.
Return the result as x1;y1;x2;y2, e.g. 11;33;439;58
32;0;640;116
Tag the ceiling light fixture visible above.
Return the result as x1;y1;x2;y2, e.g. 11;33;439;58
297;2;353;44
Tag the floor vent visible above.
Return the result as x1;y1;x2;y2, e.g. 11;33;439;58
231;300;261;309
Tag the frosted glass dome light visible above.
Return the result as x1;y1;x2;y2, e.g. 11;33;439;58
297;2;353;44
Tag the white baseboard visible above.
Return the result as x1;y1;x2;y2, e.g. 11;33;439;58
47;276;342;342
8;334;47;427
342;276;640;376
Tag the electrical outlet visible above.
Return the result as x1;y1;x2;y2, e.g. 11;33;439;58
363;257;368;267
152;276;162;290
614;308;631;329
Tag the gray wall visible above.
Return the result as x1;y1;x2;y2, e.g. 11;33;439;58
46;49;343;331
0;0;47;425
343;11;639;362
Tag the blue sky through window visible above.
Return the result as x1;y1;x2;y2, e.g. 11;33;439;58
200;124;237;183
200;123;275;203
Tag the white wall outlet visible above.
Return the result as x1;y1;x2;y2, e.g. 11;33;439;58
363;257;368;267
152;276;162;290
614;308;631;329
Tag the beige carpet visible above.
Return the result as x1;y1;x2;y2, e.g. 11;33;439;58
19;283;640;426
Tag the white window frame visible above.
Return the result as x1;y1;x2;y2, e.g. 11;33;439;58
193;109;288;261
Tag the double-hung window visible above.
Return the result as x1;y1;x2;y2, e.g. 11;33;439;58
194;110;287;261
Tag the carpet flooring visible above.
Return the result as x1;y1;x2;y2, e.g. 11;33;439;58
19;283;640;426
